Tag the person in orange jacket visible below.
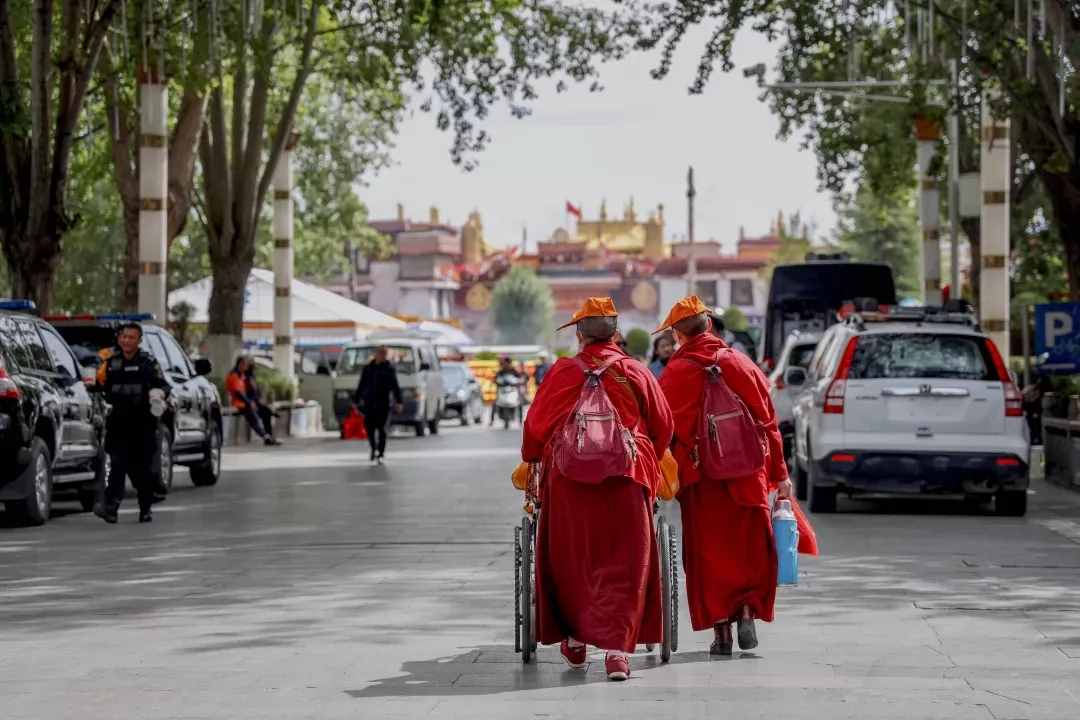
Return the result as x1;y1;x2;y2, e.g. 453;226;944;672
657;296;791;655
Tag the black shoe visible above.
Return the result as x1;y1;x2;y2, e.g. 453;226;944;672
264;437;281;446
710;623;733;655
370;449;377;462
736;608;758;650
138;509;153;523
102;508;118;524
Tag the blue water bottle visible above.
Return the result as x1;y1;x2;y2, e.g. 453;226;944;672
773;499;799;586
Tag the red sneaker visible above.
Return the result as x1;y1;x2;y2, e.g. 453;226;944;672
605;653;630;681
560;639;586;669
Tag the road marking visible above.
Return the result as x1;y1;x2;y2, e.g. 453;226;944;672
1038;519;1080;545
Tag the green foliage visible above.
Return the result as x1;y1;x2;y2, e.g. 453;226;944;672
254;365;297;404
722;307;749;332
624;327;651;358
554;347;573;358
491;267;554;345
834;184;921;297
473;350;498;361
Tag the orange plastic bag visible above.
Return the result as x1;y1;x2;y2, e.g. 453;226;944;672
657;449;679;501
511;462;530;491
341;407;368;440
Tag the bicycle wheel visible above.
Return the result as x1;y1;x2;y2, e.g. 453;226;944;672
668;521;680;653
514;524;523;654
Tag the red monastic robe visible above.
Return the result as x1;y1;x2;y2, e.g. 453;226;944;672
659;332;788;631
523;340;674;652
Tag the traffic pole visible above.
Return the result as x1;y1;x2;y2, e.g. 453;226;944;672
686;166;697;296
272;132;299;381
137;66;168;320
979;89;1010;362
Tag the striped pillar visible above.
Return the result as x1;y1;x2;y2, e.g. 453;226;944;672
137;68;168;320
979;90;1011;361
915;117;943;306
272;132;299;380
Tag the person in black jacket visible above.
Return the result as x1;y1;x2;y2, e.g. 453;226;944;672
354;346;403;464
95;322;170;524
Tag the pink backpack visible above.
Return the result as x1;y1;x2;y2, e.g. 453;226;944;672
554;357;638;483
693;350;766;480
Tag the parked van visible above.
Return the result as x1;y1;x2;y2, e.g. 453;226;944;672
332;336;445;436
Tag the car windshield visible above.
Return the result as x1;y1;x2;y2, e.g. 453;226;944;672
338;345;416;375
847;333;997;381
441;364;469;390
788;343;817;369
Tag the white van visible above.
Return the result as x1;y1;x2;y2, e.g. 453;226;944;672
332;337;445;437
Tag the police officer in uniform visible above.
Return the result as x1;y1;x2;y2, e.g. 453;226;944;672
95;322;170;524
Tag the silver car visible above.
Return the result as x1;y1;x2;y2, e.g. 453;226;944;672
768;331;820;468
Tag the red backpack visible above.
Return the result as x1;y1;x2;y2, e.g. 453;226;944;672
693;350;766;480
554;356;638;483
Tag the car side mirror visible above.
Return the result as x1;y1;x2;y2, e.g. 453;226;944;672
194;358;212;377
784;367;807;388
317;364;331;376
420;362;431;371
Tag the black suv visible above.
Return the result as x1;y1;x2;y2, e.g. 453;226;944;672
50;314;223;493
0;301;107;524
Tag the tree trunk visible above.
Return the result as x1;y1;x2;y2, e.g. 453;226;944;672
205;242;252;377
4;228;60;312
961;217;980;309
1041;170;1080;300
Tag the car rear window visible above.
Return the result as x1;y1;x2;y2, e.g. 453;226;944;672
847;334;998;381
53;326;118;369
787;343;817;369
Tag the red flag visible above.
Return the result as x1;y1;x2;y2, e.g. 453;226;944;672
565;201;582;219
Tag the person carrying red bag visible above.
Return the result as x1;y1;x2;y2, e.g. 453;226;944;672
657;295;808;655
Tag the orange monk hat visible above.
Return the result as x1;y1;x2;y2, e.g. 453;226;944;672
655;295;710;333
556;296;619;331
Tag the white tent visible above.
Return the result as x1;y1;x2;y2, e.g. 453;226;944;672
170;269;405;344
410;320;474;346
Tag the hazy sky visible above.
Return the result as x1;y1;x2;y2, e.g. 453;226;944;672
361;27;836;255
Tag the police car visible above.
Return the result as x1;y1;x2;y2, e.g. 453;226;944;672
790;305;1030;515
0;300;108;524
49;313;223;492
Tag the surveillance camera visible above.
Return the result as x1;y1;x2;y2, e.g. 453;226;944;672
742;63;766;80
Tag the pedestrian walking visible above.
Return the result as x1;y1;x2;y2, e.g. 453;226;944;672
354;346;403;464
657;296;790;655
522;297;674;681
226;357;280;446
648;331;675;378
95;322;170;524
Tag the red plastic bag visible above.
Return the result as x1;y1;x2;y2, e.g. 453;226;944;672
793;498;819;556
341;407;368;440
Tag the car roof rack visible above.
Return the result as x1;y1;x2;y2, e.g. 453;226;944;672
843;305;980;332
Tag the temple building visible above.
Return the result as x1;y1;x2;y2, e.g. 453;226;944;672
333;201;786;345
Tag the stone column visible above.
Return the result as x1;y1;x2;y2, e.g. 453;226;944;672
138;68;168;320
272;132;299;380
979;91;1011;360
915;117;942;306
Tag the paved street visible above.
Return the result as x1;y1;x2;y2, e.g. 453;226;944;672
3;425;1080;719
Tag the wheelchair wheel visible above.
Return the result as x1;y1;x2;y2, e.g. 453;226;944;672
657;516;674;663
514;524;523;655
519;514;537;663
667;521;679;653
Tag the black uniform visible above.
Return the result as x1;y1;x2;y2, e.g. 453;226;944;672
354;360;402;459
100;348;170;513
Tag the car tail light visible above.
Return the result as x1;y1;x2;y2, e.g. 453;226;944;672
996;457;1021;467
0;364;19;400
831;453;856;463
774;375;786;391
823;337;859;414
984;339;1023;417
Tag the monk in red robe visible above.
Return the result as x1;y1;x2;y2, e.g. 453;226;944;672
523;297;674;681
657;296;791;655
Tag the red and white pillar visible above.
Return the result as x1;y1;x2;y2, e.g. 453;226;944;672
980;91;1011;360
272;133;299;380
138;68;168;319
915;117;942;306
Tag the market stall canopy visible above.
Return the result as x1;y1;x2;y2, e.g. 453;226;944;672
170;269;406;337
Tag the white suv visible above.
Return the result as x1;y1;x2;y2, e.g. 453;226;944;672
768;331;821;465
790;309;1030;515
